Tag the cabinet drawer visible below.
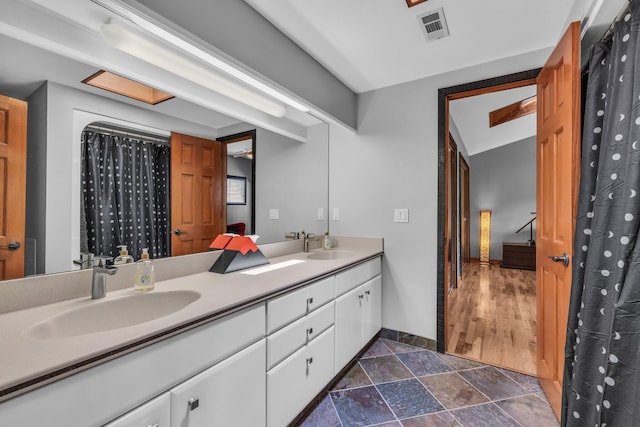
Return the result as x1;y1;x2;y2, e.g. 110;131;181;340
104;392;170;427
335;257;381;297
267;301;334;369
267;327;335;427
267;276;334;334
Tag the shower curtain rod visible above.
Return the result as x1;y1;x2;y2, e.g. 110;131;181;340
84;124;171;146
601;1;631;44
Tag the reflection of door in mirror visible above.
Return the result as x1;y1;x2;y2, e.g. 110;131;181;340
0;94;27;280
171;132;226;256
219;131;256;238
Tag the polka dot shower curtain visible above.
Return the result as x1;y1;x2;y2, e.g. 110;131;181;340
562;3;640;426
81;130;171;260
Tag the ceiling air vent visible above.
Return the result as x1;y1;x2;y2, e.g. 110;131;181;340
417;7;450;41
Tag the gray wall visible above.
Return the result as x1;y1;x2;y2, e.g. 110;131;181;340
226;156;253;233
132;0;357;129
469;136;537;260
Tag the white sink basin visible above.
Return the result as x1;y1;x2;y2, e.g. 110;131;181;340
27;290;201;340
306;250;353;260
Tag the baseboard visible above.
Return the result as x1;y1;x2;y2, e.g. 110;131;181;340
380;328;437;351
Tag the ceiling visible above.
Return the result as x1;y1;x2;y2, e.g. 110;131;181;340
245;0;577;94
450;85;537;156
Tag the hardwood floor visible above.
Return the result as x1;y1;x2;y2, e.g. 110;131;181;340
446;261;537;375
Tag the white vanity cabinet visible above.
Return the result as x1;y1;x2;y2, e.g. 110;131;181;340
334;258;382;372
0;253;383;427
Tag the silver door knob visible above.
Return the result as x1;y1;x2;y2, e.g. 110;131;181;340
174;229;183;235
548;253;569;267
0;241;20;250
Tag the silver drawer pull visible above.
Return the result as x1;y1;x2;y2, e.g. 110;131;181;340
306;327;314;343
306;297;314;312
188;398;199;411
365;290;371;296
306;356;313;375
148;424;159;427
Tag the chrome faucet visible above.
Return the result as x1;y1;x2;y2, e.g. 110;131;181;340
92;256;118;299
301;231;321;253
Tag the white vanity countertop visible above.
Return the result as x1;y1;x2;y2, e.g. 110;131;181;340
0;245;383;402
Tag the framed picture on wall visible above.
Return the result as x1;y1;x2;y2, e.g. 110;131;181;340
227;175;246;205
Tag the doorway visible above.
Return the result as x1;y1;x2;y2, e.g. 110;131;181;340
218;130;256;237
436;70;541;373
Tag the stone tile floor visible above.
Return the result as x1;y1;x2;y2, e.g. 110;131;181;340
299;338;559;427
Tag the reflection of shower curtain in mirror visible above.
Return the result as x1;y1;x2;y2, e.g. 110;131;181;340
81;130;170;260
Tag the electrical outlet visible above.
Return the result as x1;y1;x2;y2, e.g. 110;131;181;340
317;208;325;220
269;208;279;220
332;208;340;221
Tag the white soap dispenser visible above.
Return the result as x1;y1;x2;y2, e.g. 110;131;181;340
134;248;155;292
323;231;332;250
114;245;135;265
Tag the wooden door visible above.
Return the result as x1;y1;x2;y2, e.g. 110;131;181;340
536;21;580;418
459;156;470;271
170;132;226;256
0;94;27;280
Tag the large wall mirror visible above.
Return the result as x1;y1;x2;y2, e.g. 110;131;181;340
0;1;329;281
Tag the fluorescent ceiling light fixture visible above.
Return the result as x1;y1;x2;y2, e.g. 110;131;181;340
100;19;287;117
92;0;310;113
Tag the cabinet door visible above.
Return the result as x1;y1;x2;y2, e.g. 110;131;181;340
334;286;364;372
362;275;382;343
104;393;170;427
169;340;265;427
267;327;335;427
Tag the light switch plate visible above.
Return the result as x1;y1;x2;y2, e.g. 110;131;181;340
317;208;325;220
394;208;409;223
269;208;279;220
332;208;340;221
